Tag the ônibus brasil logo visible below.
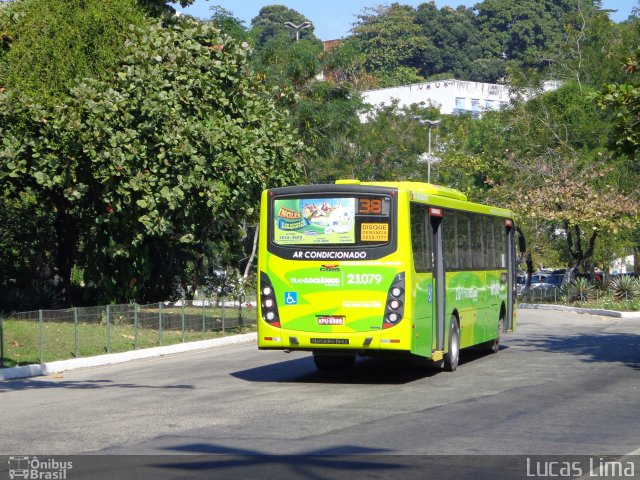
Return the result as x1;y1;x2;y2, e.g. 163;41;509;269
8;456;73;480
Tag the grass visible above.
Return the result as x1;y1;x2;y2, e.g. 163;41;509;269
1;316;256;368
570;298;640;312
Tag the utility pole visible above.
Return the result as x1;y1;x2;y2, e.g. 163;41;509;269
417;118;441;183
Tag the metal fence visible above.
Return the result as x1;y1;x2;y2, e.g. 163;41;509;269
518;286;638;304
0;298;256;368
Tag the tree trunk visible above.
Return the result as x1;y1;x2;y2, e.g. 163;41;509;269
565;222;598;274
53;202;78;302
243;224;259;280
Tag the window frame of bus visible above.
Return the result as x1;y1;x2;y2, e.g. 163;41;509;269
442;209;510;272
267;190;398;261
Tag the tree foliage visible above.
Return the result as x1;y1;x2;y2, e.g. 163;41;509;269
547;3;640;90
415;3;481;80
323;41;377;91
597;44;640;270
336;0;599;87
0;191;55;286
252;36;322;90
292;82;363;182
206;5;248;41
443;80;640;272
598;46;640;162
137;0;195;16
346;4;428;87
475;0;580;68
0;20;304;304
0;0;146;104
250;4;318;47
2;0;640;309
303;101;440;183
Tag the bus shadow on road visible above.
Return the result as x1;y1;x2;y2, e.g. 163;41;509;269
514;332;640;370
231;349;498;385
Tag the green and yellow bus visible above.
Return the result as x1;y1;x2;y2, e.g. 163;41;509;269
257;180;519;371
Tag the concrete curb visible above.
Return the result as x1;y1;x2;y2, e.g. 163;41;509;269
518;303;640;319
0;332;257;381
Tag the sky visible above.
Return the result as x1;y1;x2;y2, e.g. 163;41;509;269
172;0;639;40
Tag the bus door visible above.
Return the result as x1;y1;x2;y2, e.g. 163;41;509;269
505;219;516;332
429;207;446;351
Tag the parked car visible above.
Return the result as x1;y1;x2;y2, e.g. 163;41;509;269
543;274;566;287
530;273;548;284
527;273;564;298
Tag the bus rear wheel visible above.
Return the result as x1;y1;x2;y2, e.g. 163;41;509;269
313;353;356;371
480;315;503;354
444;315;460;372
489;316;503;354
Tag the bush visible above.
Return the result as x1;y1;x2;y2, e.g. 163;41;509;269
572;277;595;302
608;276;640;301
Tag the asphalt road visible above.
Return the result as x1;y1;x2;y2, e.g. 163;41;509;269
1;309;639;479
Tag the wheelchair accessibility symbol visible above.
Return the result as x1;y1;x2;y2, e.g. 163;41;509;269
284;292;298;305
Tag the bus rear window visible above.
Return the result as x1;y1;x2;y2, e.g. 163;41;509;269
272;195;391;247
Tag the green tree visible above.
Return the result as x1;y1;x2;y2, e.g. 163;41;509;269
0;191;55;285
138;0;195;16
347;4;428;87
250;5;317;47
207;5;248;41
598;47;640;161
415;3;481;79
316;102;440;182
0;20;304;303
548;3;639;89
442;81;640;273
292;82;364;183
474;0;586;82
598;45;640;270
252;35;322;90
0;0;149;104
322;40;377;91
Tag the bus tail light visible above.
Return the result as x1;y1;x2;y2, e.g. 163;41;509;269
383;272;405;329
260;272;280;328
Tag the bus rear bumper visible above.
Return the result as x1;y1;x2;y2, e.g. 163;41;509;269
257;323;411;353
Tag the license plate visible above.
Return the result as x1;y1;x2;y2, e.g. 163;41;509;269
310;338;349;345
317;316;344;326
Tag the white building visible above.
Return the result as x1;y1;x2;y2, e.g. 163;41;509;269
361;78;560;117
612;254;635;274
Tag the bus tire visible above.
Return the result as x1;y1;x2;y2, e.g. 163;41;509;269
488;316;503;354
444;315;460;372
313;353;356;371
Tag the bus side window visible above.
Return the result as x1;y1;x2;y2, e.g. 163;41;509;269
471;214;485;269
483;216;496;269
495;217;506;268
457;213;472;270
443;211;458;270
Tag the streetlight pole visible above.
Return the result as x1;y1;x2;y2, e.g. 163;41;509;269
284;21;312;42
417;118;441;183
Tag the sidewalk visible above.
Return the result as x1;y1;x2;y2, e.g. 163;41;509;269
0;332;257;381
518;303;640;319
